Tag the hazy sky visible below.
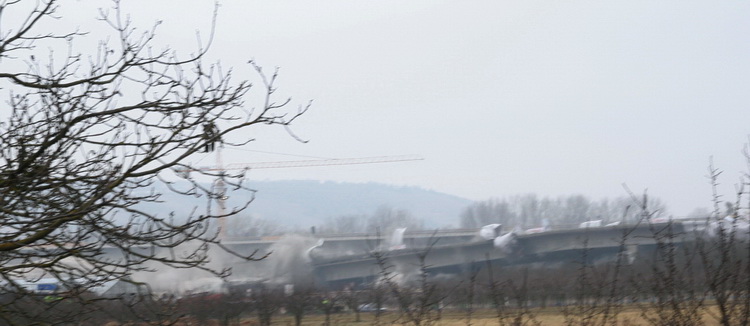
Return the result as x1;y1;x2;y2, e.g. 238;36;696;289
74;1;750;216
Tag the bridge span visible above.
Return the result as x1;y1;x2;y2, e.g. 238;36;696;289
310;222;693;287
86;222;701;291
220;228;480;256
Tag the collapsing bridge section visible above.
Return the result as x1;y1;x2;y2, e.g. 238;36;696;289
311;222;691;287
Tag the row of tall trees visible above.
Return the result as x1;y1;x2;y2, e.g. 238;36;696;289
460;194;668;229
312;195;672;236
318;206;424;234
221;206;425;238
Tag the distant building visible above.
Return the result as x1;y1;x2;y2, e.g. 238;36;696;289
1;278;144;298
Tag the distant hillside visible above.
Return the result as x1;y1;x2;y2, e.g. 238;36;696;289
243;180;471;229
153;180;471;230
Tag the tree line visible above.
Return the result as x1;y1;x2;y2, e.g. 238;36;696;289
227;194;673;237
459;194;669;229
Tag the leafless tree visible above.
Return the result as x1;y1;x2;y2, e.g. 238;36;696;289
626;192;704;326
339;283;365;323
372;234;444;326
456;263;481;326
317;291;341;326
556;202;642;326
0;0;307;323
560;234;630;326
367;206;424;235
251;286;283;326
460;194;667;229
225;214;285;238
284;283;316;326
485;261;541;326
320;214;369;234
365;279;389;325
693;158;750;326
460;198;516;228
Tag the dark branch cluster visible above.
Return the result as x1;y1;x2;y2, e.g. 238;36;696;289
0;0;307;323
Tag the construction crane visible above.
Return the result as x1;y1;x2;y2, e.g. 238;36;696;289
174;154;424;239
180;154;424;172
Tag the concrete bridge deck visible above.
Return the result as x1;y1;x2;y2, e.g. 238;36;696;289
311;222;692;287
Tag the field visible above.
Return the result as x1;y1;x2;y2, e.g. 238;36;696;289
161;306;722;326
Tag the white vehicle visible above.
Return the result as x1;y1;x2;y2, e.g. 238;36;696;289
358;303;387;312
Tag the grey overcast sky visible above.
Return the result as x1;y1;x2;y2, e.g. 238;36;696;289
77;1;750;216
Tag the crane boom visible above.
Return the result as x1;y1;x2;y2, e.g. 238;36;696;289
175;154;423;240
180;154;423;172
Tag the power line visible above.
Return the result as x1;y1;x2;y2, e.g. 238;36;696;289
224;147;333;160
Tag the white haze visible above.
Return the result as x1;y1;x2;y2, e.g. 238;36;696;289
133;235;320;294
160;1;750;217
28;2;750;218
